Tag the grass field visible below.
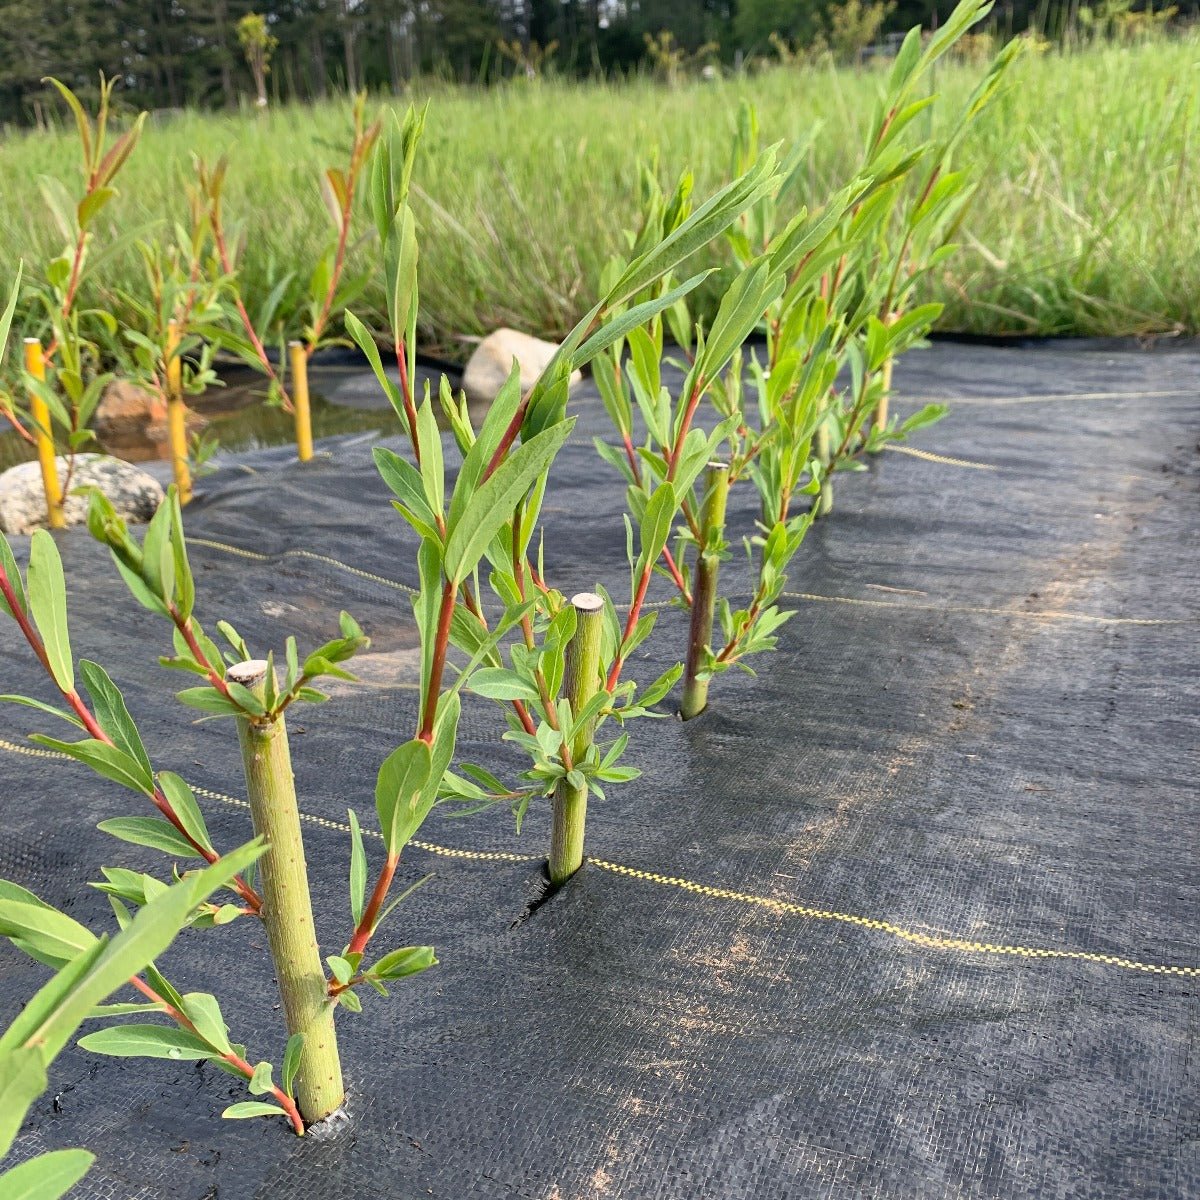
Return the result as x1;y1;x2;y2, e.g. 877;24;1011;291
0;35;1197;351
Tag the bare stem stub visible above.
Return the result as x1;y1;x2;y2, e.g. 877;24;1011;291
226;659;269;689
872;355;894;447
815;420;834;517
548;594;605;886
228;659;344;1125
682;463;730;721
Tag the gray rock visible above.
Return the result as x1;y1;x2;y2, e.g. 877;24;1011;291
461;328;582;405
0;454;164;535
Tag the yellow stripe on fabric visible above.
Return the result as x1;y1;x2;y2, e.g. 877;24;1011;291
782;591;1193;627
882;445;997;470
0;736;1194;980
587;859;1200;978
938;388;1194;407
189;538;418;595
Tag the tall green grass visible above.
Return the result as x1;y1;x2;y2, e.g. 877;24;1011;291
0;35;1196;350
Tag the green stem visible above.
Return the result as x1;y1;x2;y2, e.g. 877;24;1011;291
228;660;344;1125
871;354;894;449
548;593;605;885
681;462;730;721
815;415;834;518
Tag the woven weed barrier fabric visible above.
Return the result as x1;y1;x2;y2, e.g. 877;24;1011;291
0;341;1197;1199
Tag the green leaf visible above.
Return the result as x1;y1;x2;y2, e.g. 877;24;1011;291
369;945;436;981
77;1023;219;1060
0;1148;95;1200
0;263;22;365
0;841;265;1067
140;499;175;609
415;392;444;522
77;186;114;229
374;447;440;541
573;272;712;369
225;680;266;716
168;489;195;621
326;955;353;985
0;899;96;970
345;311;403;414
114;556;169;617
897;403;949;437
248;1060;274;1096
45;77;92;166
79;661;153;784
375;739;433;856
468;668;540;703
281;1033;304;1099
448;363;524;529
97;816;200;859
0;881;54;910
222;1100;288;1120
30;735;155;796
608;151;779;304
174;687;245;718
636;482;677;577
0;694;83;729
347;809;367;927
0;1045;49;1160
88;1002;168;1017
443;419;575;585
699;260;783;382
384;204;419;341
27;530;73;693
157;772;214;854
0;530;27;620
179;992;232;1055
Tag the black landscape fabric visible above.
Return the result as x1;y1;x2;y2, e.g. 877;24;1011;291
0;341;1197;1199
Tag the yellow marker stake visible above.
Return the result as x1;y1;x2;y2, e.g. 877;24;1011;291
289;341;314;462
165;320;192;503
23;339;64;530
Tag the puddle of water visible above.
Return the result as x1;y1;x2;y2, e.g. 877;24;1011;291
0;360;469;473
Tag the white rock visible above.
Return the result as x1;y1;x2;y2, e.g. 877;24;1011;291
0;454;164;535
461;329;582;405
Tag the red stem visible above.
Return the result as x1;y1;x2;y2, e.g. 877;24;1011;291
2;408;36;445
661;546;691;604
482;400;528;483
0;568;261;912
606;562;653;692
395;340;421;460
213;220;289;410
620;431;642;483
344;853;398;959
43;229;88;361
666;380;705;482
309;208;353;352
619;432;689;603
130;976;305;1135
605;378;707;692
169;606;235;701
418;578;456;744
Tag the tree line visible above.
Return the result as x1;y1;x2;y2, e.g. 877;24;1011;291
0;0;1188;123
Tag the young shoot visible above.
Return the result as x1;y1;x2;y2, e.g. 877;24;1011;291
349;112;783;888
0;839;267;1194
0;528;320;1129
195;94;382;416
8;77;146;515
